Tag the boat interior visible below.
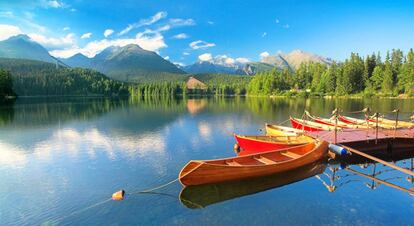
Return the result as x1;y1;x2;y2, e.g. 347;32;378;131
205;142;318;166
239;135;313;143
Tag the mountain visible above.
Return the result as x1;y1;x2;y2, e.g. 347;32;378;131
183;60;278;76
0;34;56;63
183;61;245;75
62;44;185;81
260;55;291;70
243;62;276;75
262;50;333;70
60;53;92;68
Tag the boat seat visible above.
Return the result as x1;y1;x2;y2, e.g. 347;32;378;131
226;161;242;166
281;151;301;159
254;156;276;165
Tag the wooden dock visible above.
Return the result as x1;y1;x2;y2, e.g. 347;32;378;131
307;128;414;144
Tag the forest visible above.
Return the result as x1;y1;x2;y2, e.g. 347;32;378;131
248;49;414;97
0;69;15;100
1;48;414;98
0;58;129;96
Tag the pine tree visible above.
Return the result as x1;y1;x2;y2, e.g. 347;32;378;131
382;53;394;93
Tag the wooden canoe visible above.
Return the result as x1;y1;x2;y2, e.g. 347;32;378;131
367;117;414;128
179;140;329;186
339;115;403;129
313;117;370;129
179;160;326;208
265;124;303;136
290;117;339;131
234;134;314;156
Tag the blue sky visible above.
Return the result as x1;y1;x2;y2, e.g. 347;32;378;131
0;0;414;65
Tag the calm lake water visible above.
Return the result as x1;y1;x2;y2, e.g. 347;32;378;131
1;97;414;225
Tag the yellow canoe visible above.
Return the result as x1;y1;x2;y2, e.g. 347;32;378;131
265;124;304;136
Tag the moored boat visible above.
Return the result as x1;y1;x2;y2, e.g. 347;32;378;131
367;117;414;128
339;115;403;129
179;160;326;208
290;117;339;131
179;140;329;186
313;116;369;129
265;124;303;136
234;134;314;156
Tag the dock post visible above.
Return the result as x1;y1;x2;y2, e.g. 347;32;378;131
375;112;379;144
393;109;399;138
333;108;339;144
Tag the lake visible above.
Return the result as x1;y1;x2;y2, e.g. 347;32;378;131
1;97;414;225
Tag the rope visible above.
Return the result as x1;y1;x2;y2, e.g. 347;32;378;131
129;178;179;194
52;177;180;224
52;198;112;224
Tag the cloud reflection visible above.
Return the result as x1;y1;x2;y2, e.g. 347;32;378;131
0;142;27;168
0;127;167;171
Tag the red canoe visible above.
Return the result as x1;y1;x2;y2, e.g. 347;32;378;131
234;134;314;156
290;117;338;132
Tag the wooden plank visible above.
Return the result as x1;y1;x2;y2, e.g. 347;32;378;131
281;151;301;159
254;156;276;165
226;161;242;166
343;145;414;177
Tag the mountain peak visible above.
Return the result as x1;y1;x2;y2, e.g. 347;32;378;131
261;49;332;69
0;34;55;63
8;34;32;41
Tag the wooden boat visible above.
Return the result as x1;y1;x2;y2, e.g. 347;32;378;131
339;115;403;129
178;140;329;186
290;117;339;131
265;124;303;136
234;134;314;156
367;117;414;128
312;116;369;129
179;160;326;208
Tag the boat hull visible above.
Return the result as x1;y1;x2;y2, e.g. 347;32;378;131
265;124;302;136
179;141;329;186
235;135;302;156
290;117;331;131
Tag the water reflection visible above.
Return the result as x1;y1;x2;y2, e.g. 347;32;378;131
2;97;414;225
319;154;414;196
180;161;327;209
187;99;208;115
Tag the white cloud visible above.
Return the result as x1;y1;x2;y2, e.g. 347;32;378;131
207;21;214;25
284;24;290;29
197;54;250;66
63;27;70;31
260;51;270;59
103;29;114;37
81;32;92;39
262;32;267;37
236;57;250;64
168;18;195;27
47;0;63;8
70;8;76;12
119;11;167;36
50;31;167;58
198;53;212;62
28;32;75;48
0;24;22;41
164;56;170;60
172;33;188;39
42;0;69;9
183;52;190;56
190;40;215;49
275;19;280;24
